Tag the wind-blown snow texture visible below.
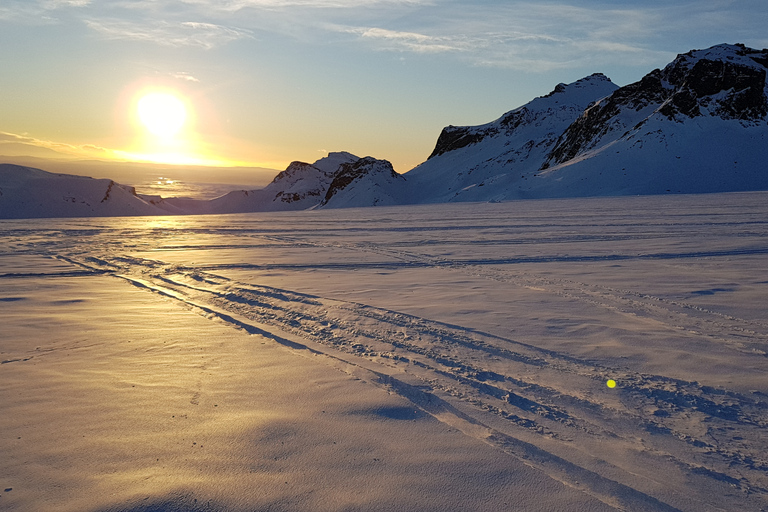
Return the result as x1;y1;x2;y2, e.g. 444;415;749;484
2;193;767;511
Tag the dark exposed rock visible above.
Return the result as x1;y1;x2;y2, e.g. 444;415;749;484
428;125;496;159
275;189;321;203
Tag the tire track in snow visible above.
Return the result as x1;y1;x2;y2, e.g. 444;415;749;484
58;252;768;511
265;234;768;355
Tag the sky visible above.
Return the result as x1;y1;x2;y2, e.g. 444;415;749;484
1;0;767;177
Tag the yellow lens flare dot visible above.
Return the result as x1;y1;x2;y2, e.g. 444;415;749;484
606;379;617;388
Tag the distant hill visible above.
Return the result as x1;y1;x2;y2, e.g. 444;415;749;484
0;164;168;219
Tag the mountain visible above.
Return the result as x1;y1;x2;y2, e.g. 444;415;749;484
404;73;620;202
164;151;405;214
528;43;768;196
407;43;768;201
265;151;361;210
320;157;407;208
4;43;767;219
0;164;169;219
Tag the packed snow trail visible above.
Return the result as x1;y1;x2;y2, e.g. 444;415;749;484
54;252;768;510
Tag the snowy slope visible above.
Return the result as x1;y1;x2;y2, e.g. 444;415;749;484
404;74;619;202
0;164;169;218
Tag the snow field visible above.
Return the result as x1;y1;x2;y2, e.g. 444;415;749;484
1;191;767;511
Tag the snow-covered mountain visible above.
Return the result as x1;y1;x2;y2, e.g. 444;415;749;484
404;73;620;202
320;156;407;208
528;44;768;196
407;43;768;201
0;164;169;218
132;151;402;215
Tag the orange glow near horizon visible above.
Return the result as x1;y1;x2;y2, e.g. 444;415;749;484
1;82;287;170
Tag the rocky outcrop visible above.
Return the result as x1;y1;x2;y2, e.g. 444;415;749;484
542;44;768;169
426;74;616;161
269;161;330;204
321;157;407;208
428;126;495;159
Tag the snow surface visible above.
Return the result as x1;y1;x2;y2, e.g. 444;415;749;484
1;192;767;511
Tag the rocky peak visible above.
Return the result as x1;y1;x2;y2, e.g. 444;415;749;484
658;44;768;121
322;157;403;204
426;74;618;160
542;43;768;169
270;161;325;185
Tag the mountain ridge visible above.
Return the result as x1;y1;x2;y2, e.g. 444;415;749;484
2;43;767;218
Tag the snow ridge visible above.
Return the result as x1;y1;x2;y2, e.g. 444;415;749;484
405;73;619;203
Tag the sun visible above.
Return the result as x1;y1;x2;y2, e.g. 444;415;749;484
137;92;187;138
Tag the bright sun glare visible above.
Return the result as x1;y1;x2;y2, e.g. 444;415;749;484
137;92;187;138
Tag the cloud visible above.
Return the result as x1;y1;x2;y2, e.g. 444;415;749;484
84;18;252;49
177;0;430;9
0;131;112;158
326;2;688;72
347;27;468;53
43;0;91;7
171;71;200;82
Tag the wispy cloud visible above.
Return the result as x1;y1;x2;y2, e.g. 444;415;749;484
171;71;200;82
345;27;467;53
326;2;687;72
84;18;253;49
0;131;112;158
43;0;91;7
177;0;430;9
